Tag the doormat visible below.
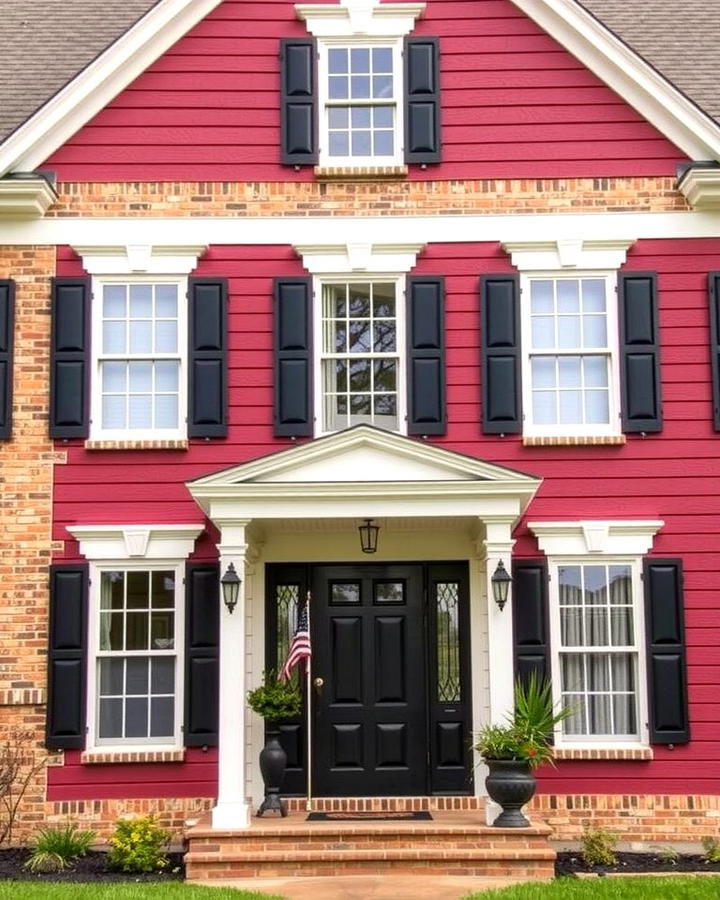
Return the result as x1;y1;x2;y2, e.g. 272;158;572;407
306;810;432;822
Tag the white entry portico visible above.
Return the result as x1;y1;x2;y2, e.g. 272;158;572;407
187;426;541;829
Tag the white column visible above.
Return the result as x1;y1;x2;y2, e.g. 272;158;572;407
483;519;516;725
481;518;516;825
212;521;252;830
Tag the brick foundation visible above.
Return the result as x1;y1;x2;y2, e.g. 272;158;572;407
530;794;720;844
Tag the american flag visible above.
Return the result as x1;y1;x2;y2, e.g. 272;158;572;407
280;600;312;681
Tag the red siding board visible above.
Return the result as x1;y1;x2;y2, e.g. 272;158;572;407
54;236;720;797
43;0;686;181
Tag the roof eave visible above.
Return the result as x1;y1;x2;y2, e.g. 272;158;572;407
0;0;225;178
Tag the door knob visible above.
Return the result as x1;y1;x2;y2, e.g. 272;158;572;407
313;677;324;696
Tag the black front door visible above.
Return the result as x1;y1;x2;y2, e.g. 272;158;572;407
265;561;473;797
311;564;426;796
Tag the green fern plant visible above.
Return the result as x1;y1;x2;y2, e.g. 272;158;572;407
247;670;302;722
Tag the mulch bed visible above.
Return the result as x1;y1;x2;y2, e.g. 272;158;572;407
556;851;720;877
0;849;185;882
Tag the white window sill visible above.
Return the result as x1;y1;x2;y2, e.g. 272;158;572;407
81;748;185;765
523;434;626;447
554;745;652;761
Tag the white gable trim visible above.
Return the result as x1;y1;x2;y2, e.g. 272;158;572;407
510;0;720;162
0;0;224;176
296;0;424;38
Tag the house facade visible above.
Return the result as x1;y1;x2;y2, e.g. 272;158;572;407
0;0;719;844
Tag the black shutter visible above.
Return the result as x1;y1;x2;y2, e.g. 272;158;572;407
708;273;720;430
404;37;441;164
644;559;689;744
280;38;318;165
619;272;662;433
185;563;220;747
0;280;15;440
50;277;91;439
188;278;228;438
512;559;549;683
407;276;446;435
274;277;313;437
481;274;522;434
46;565;88;749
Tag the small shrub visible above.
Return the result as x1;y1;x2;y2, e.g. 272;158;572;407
108;816;171;873
580;826;618;867
702;836;720;863
656;845;680;865
23;851;66;873
34;824;95;861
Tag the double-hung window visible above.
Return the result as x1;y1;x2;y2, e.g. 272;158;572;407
319;279;404;433
93;279;185;440
322;43;400;164
524;275;618;436
92;566;182;747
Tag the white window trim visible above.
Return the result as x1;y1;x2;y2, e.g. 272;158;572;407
67;524;202;753
296;0;424;169
503;239;635;439
90;274;188;442
86;560;185;752
318;38;404;167
519;269;621;439
313;273;407;437
529;519;663;750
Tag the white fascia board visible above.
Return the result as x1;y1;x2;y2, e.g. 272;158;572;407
510;0;720;162
5;210;720;248
0;0;224;176
528;519;664;556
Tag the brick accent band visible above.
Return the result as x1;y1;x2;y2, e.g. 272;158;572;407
80;749;186;764
0;688;45;706
84;440;189;451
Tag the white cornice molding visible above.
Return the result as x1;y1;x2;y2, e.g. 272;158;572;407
678;167;720;210
0;177;58;219
68;524;203;560
528;519;664;556
510;0;720;162
502;238;635;271
72;243;207;275
296;0;424;37
0;0;224;176
295;242;425;274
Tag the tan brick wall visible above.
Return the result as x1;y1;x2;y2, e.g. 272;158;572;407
46;797;214;841
0;245;57;844
530;794;720;844
48;177;688;218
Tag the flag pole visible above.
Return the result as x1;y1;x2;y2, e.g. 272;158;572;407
305;590;313;812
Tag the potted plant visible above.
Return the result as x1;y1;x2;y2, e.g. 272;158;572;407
247;671;302;817
474;672;570;828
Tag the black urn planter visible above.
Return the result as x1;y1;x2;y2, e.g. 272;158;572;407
484;758;536;827
257;726;288;817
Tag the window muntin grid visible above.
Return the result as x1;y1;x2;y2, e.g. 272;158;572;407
529;278;611;428
324;45;397;161
436;582;461;703
557;564;639;738
99;283;180;433
321;282;399;432
96;569;177;743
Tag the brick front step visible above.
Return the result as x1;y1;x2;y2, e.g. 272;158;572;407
185;810;556;882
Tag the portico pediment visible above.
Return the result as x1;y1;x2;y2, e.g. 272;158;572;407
187;426;541;524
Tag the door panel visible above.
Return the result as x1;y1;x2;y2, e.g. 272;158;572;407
312;564;426;796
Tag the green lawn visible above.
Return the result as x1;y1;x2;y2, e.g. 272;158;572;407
0;885;282;900
466;876;720;900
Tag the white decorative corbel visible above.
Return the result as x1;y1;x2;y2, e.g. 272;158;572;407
123;529;150;557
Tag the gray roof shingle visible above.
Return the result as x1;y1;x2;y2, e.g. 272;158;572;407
0;1;718;150
0;1;159;143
